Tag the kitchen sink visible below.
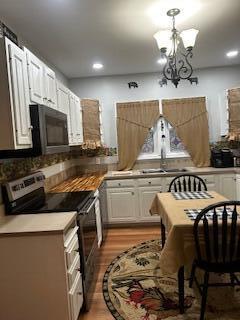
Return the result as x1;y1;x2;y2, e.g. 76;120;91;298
163;168;188;173
141;168;188;174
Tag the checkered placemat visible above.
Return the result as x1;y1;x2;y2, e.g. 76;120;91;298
172;191;214;200
184;208;238;221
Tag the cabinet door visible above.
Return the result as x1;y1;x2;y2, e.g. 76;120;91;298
219;174;237;200
138;187;161;222
44;66;57;109
69;93;77;145
236;176;240;201
7;39;32;147
74;97;83;145
107;188;138;223
25;49;44;104
57;82;70;114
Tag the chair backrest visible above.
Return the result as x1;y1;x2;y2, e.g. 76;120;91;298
194;201;240;265
168;174;207;192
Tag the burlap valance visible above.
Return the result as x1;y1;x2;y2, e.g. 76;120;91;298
81;99;102;149
228;88;240;141
162;97;210;167
117;100;160;170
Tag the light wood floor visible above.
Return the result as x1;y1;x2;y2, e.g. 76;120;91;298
79;226;160;320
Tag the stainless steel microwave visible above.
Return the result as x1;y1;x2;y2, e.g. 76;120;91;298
30;104;70;156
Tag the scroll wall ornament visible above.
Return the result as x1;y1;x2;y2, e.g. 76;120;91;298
154;8;199;88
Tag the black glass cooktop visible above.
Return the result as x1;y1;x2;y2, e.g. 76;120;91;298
11;189;93;214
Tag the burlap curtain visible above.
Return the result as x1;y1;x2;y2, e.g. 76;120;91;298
81;99;102;149
228;88;240;141
162;97;210;167
117;100;160;170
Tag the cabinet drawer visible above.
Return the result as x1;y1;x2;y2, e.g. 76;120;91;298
68;254;80;289
69;272;83;320
106;179;135;188
64;225;78;248
65;234;79;269
137;178;163;187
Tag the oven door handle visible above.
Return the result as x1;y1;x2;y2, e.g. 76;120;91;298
80;196;98;214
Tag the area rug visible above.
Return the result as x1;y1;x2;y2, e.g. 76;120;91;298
103;239;240;320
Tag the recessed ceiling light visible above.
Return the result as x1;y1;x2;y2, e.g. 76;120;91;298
93;63;103;69
226;50;238;58
157;58;167;65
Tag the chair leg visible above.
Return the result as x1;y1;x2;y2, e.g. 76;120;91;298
200;271;209;320
178;266;185;314
160;219;166;248
189;262;196;288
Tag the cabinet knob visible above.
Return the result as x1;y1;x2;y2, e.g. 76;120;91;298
148;181;152;185
132;192;134;195
77;292;83;295
29;125;33;130
118;183;121;186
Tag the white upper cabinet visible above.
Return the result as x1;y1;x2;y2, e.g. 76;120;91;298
75;96;83;145
25;48;44;105
57;81;70;114
44;65;57;109
69;92;83;146
5;38;32;148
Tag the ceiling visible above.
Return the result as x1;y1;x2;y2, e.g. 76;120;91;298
0;0;240;79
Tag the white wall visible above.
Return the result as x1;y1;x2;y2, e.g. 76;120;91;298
69;65;240;147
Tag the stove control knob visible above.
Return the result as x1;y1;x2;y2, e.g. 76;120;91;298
12;184;20;191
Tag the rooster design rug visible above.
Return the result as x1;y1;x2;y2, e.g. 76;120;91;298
103;239;240;320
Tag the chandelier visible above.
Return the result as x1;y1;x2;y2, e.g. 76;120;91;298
154;8;199;88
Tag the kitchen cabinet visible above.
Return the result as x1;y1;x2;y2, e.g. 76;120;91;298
107;187;138;223
57;81;70;114
2;37;32;149
236;175;240;201
69;92;83;146
94;190;102;247
0;217;83;320
25;48;44;105
44;65;57;109
138;186;161;222
218;174;237;200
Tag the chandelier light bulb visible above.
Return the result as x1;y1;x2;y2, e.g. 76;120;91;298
180;28;199;49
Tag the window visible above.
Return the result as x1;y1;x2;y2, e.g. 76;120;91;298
139;118;188;159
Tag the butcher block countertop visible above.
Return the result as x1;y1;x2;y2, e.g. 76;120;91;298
50;173;106;192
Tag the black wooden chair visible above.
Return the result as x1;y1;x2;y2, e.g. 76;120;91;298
161;174;208;248
189;201;240;320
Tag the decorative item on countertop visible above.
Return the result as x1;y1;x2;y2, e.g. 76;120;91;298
154;8;199;88
128;81;138;89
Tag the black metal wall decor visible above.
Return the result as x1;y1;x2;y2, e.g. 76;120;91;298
154;8;199;88
128;81;138;89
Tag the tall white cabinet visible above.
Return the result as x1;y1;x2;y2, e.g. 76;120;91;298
25;48;45;105
2;37;32;149
44;65;57;109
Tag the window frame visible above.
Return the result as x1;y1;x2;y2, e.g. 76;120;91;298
138;117;189;160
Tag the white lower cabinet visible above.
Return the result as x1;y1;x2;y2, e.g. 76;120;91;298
236;175;240;201
107;187;138;223
138;186;162;222
218;174;237;200
69;272;83;320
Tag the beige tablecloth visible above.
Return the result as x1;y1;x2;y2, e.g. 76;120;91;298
150;191;228;275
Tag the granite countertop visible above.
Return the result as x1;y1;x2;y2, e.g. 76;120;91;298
50;172;106;192
0;212;76;235
104;167;240;180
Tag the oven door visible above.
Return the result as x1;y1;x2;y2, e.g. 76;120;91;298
77;197;99;311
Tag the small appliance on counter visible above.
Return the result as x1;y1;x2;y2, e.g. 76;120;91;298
211;148;234;168
2;171;98;311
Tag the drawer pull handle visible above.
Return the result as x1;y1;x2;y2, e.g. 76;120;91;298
74;249;79;253
77;292;82;295
148;181;152;184
76;268;81;272
118;183;121;186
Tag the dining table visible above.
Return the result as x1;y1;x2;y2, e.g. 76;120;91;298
150;190;228;313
